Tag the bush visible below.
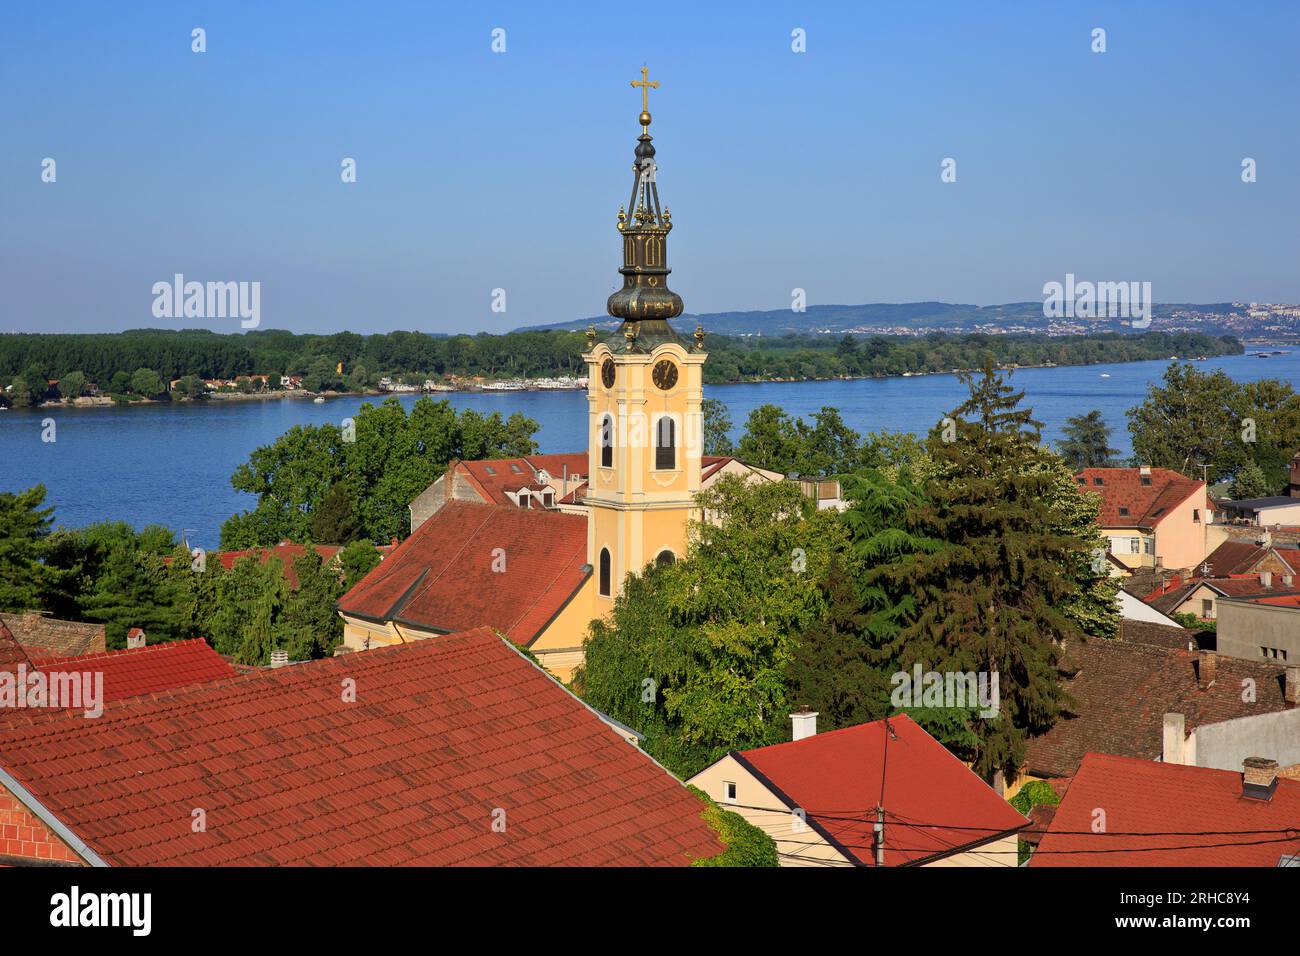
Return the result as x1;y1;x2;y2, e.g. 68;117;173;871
688;786;779;867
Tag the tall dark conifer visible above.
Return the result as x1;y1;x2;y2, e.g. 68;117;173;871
870;359;1078;780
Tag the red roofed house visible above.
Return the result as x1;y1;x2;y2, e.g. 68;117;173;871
336;500;595;678
1032;752;1300;867
0;627;725;866
1076;466;1213;572
0;612;105;662
687;712;1028;867
26;639;238;707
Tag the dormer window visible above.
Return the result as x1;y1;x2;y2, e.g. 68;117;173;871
1140;476;1152;486
1118;506;1129;517
1093;477;1104;486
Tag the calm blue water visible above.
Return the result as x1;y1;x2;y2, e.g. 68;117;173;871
3;350;1296;550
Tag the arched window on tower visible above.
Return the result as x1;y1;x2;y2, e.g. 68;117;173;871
599;547;612;596
600;414;614;469
655;415;676;470
655;549;675;568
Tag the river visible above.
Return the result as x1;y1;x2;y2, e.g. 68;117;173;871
3;350;1296;549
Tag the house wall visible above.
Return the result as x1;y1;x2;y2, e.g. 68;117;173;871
0;783;82;865
688;754;1019;868
686;755;852;867
1189;709;1300;772
1157;488;1212;570
1216;599;1300;663
1118;590;1183;626
530;576;597;683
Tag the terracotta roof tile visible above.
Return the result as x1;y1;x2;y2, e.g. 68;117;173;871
1075;467;1204;529
0;613;105;660
1025;637;1292;779
0;629;723;866
736;714;1027;866
1032;753;1300;866
337;501;589;646
28;639;238;705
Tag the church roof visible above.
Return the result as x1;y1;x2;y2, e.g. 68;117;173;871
337;500;590;647
0;628;724;866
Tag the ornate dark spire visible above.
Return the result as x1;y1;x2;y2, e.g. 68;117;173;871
605;67;689;350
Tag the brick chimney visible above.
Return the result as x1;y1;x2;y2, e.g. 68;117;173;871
1198;650;1217;689
790;708;819;741
1162;713;1186;764
1242;757;1279;801
1286;666;1299;706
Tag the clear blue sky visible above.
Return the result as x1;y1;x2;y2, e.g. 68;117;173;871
2;1;1297;335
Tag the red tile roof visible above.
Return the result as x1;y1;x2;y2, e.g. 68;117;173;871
29;639;238;705
337;500;589;646
0;628;723;866
453;454;589;508
1075;467;1204;529
0;620;31;673
1024;637;1292;779
0;613;105;660
734;714;1027;866
1032;753;1300;866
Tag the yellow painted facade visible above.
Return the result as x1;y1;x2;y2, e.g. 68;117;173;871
584;339;706;610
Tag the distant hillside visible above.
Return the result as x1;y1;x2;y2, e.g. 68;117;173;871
519;301;1252;338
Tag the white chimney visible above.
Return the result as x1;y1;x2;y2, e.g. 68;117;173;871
1162;713;1186;764
126;628;146;649
1139;465;1151;476
790;709;819;741
270;649;289;669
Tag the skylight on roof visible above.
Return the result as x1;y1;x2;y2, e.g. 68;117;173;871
484;465;495;475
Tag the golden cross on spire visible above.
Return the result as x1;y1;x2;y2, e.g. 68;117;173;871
631;66;659;129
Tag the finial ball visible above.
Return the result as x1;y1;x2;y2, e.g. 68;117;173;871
639;111;652;127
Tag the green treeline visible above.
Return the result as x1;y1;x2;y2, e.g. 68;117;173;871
0;327;1241;395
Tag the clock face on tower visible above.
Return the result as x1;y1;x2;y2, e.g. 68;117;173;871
601;359;616;389
652;359;678;391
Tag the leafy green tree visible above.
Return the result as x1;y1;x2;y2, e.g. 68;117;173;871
1231;459;1273;500
222;397;538;547
0;486;59;611
174;374;207;400
1127;362;1246;483
22;365;48;405
109;370;132;394
6;375;33;407
309;483;359;543
340;539;383;589
279;549;344;660
59;371;86;401
209;557;287;662
736;405;802;474
80;544;182;648
865;362;1081;781
576;476;851;777
130;367;165;398
784;554;894;731
794;407;863;477
162;544;226;642
701;397;735;456
1057;410;1118;469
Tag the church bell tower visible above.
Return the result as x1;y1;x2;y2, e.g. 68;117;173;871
584;68;707;603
